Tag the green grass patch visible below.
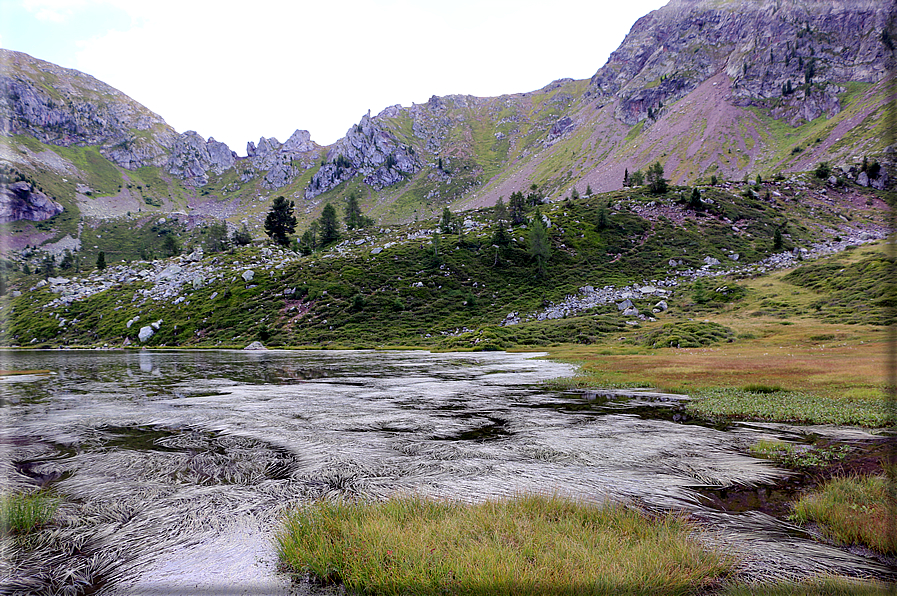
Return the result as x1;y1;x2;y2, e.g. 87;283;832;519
687;388;889;426
277;494;733;595
0;491;58;535
721;576;894;595
748;439;851;469
641;321;735;349
782;252;895;325
790;475;896;554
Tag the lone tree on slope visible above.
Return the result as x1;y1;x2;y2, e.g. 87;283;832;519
345;192;373;230
318;203;341;246
528;209;550;278
646;162;668;194
265;196;297;246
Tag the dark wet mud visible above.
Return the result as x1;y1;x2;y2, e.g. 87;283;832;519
0;350;892;594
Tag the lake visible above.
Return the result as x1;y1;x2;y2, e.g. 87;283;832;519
0;349;889;593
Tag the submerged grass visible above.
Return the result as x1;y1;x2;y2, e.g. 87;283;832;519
276;494;733;595
0;491;58;534
790;475;897;555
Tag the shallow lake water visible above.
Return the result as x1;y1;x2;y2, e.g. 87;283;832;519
0;349;891;594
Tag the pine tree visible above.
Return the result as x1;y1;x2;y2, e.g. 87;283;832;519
596;206;608;230
265;196;297;246
528;210;550;277
440;207;455;234
319;203;340;246
231;224;252;246
526;184;541;207
492;197;509;246
646;162;667;194
344;192;371;230
205;222;229;253
509;191;527;225
60;249;74;270
96;251;106;271
689;187;702;210
630;170;644;187
773;228;783;251
623;168;629;187
161;232;180;257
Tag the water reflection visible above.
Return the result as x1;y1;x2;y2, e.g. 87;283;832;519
0;350;890;594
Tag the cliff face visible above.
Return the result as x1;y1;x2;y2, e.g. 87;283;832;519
0;181;64;223
589;0;892;126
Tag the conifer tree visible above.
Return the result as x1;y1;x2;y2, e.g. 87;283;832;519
440;207;455;234
492;197;509;246
231;224;252;246
526;184;542;207
646;162;668;194
596;206;608;230
319;203;340;246
96;251;106;271
265;196;297;246
509;191;527;225
344;192;372;230
528;210;550;277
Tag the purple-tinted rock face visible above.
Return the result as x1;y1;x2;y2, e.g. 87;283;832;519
588;0;892;126
0;181;64;223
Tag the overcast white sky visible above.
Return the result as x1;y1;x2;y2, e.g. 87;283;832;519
1;0;668;155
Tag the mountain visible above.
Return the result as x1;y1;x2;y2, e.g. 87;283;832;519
0;0;891;352
0;0;893;254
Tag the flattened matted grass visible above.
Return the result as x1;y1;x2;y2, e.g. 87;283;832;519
276;494;733;595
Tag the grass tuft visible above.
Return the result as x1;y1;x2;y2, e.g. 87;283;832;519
0;491;58;535
276;494;733;595
790;475;897;554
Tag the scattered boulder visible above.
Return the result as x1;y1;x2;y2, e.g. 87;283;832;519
242;270;255;282
617;299;633;311
243;341;267;350
138;326;154;342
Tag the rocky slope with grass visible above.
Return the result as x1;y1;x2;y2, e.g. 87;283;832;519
1;167;889;351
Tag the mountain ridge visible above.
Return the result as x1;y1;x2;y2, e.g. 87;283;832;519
1;0;894;252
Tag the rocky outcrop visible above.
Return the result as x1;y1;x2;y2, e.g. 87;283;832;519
244;130;321;190
0;181;64;223
166;131;237;186
305;112;419;199
0;49;178;169
588;0;893;126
